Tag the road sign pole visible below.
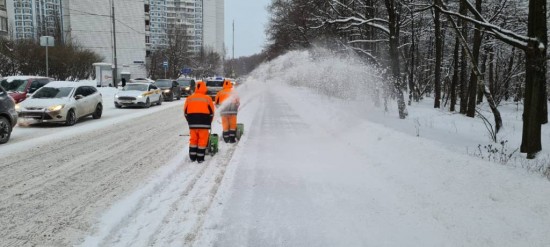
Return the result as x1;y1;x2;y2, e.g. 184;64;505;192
46;45;49;77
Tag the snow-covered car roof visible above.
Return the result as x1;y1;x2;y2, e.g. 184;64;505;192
131;78;155;83
2;75;50;82
126;82;150;86
43;81;83;88
205;77;224;81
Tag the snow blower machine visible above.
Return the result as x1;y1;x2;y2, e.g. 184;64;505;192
205;123;244;156
236;123;244;140
205;132;219;156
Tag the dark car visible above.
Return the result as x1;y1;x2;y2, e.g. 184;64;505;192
156;79;181;101
0;86;18;144
176;78;195;97
0;76;52;103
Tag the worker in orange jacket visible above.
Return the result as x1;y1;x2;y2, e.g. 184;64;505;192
215;79;240;143
184;80;215;163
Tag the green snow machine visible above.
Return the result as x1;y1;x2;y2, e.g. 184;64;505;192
236;123;244;140
206;133;219;156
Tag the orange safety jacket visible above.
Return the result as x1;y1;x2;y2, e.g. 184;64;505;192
215;80;240;116
184;81;215;129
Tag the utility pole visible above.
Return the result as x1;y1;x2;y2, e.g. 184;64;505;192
232;20;235;77
111;0;118;88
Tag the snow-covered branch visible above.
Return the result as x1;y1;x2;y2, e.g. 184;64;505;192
434;1;536;51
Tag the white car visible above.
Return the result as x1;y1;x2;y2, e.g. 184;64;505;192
130;78;155;84
114;83;163;108
15;81;103;126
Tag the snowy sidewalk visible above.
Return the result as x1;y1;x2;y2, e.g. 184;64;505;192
194;83;550;247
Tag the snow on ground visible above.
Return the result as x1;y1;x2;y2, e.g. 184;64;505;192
79;49;550;247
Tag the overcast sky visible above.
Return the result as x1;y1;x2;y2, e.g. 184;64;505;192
225;0;271;58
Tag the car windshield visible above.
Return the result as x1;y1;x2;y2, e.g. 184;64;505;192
177;80;191;86
32;87;73;98
155;80;172;87
0;79;27;92
124;84;148;91
206;80;224;87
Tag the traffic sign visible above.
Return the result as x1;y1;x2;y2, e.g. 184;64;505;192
163;61;168;69
40;36;54;47
181;68;192;75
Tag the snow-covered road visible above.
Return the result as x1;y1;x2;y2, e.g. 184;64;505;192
0;98;189;246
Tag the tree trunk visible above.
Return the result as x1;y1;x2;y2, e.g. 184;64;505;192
477;49;488;104
450;35;460;112
408;7;416;105
438;0;503;136
385;0;407;119
488;49;495;103
521;0;548;158
504;47;515;101
434;3;442;108
459;1;469;114
466;0;482;117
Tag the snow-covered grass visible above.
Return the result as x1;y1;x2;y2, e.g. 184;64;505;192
245;48;550;179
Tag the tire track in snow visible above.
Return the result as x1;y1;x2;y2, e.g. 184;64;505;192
80;132;238;247
0;104;187;247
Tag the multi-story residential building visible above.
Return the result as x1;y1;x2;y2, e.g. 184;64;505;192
0;0;8;38
6;0;64;40
166;0;199;52
193;0;202;52
147;0;167;50
62;0;147;78
4;0;224;78
202;0;223;56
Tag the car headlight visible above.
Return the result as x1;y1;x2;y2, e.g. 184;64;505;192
138;94;144;98
15;104;21;111
115;94;119;99
164;89;170;93
47;104;64;112
185;87;190;90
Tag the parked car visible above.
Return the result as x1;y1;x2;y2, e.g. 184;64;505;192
0;76;53;103
130;78;155;84
176;78;195;97
16;81;103;126
205;77;225;100
156;79;181;101
114;83;162;108
0;86;18;144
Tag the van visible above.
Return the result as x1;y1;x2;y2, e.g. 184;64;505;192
205;77;225;100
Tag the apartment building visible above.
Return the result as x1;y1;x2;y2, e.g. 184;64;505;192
62;0;147;78
146;0;167;50
6;0;64;40
202;0;223;56
0;0;7;38
4;0;224;77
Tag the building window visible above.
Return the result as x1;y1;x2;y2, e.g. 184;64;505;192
0;17;8;32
